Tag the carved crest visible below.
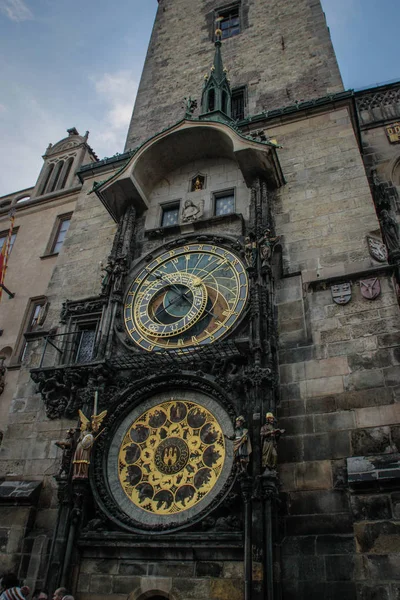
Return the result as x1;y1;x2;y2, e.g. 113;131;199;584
385;122;400;144
367;235;388;263
331;283;351;305
360;278;381;301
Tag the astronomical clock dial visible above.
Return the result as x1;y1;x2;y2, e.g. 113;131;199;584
118;400;225;515
105;392;235;531
124;243;248;351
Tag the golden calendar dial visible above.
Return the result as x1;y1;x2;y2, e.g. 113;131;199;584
124;243;248;351
118;400;225;515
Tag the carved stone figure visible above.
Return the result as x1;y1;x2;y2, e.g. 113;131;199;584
380;209;400;254
55;428;76;477
184;96;197;118
32;370;69;419
182;199;202;223
112;256;128;294
260;412;285;471
244;236;257;268
225;415;252;474
72;409;107;480
258;229;280;267
372;170;389;209
100;258;114;296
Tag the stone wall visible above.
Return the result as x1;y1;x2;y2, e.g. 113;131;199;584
277;272;400;599
269;106;379;281
76;555;244;600
125;0;343;149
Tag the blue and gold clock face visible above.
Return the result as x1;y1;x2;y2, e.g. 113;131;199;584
124;243;248;351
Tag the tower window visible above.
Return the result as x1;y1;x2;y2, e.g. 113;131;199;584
161;202;180;227
17;297;47;363
47;213;72;255
214;190;235;216
232;87;246;120
216;5;240;39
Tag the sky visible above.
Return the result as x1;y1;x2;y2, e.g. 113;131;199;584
0;0;399;197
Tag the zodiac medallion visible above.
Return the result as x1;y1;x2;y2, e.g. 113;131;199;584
118;400;225;515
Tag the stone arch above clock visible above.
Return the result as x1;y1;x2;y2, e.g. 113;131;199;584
93;119;284;222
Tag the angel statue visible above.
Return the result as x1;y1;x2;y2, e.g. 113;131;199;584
72;409;107;480
225;415;252;474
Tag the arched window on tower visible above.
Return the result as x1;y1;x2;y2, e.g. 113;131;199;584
222;90;228;114
208;89;215;112
50;161;64;192
59;157;74;190
39;164;54;196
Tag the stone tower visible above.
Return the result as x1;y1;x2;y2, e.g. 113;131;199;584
125;0;343;149
1;2;400;600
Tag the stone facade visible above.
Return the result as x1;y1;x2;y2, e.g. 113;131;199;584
0;2;399;600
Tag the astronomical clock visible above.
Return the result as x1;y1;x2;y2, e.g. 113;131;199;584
95;241;249;532
124;242;248;351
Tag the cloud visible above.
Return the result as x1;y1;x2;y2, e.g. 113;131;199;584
0;0;33;22
0;89;65;196
91;70;138;150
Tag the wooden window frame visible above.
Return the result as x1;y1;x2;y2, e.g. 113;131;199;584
215;3;241;40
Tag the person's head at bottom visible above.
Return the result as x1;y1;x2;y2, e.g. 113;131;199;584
52;589;67;600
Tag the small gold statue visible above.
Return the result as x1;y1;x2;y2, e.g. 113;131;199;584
72;409;107;480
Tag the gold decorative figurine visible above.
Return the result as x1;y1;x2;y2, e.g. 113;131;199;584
72;407;107;480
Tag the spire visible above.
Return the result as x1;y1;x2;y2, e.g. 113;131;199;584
200;21;232;122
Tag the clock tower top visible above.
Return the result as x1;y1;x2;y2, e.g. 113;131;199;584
125;0;343;150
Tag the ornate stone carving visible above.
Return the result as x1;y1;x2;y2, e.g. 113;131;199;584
181;199;203;223
367;235;388;263
31;363;116;419
60;298;106;324
380;209;400;255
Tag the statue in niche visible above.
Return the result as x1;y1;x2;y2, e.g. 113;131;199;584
72;409;107;479
181;199;203;223
55;428;76;477
100;257;114;296
225;415;252;474
260;412;285;472
258;229;281;268
244;235;257;268
112;255;128;294
380;209;400;254
194;177;203;191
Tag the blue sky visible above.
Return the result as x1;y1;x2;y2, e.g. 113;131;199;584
0;0;399;197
